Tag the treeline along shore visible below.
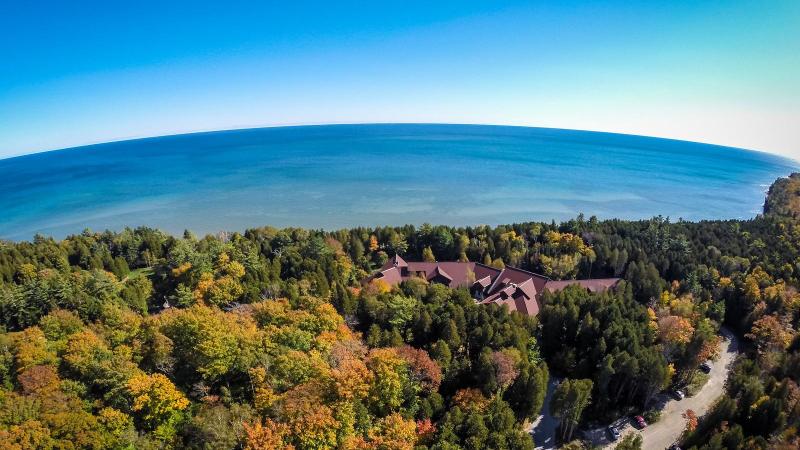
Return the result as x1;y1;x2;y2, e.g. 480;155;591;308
1;174;800;449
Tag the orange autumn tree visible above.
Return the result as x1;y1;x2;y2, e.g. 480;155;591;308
396;345;442;394
452;388;491;412
683;409;698;433
275;382;340;450
658;315;694;353
235;296;421;449
244;418;295;450
746;314;793;353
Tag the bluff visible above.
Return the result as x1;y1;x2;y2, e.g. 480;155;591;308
764;172;800;219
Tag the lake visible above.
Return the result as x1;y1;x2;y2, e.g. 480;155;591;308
0;124;795;241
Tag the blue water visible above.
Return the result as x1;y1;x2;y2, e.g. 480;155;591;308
0;124;796;241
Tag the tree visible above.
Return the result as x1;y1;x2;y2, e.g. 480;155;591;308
616;433;643;450
746;314;792;353
396;345;442;394
127;372;190;438
183;403;255;449
505;363;549;420
192;253;246;306
156;304;260;381
244;418;295;450
550;378;593;442
366;348;410;415
349;412;417;450
682;409;698;434
658;315;694;356
491;349;520;392
422;246;436;262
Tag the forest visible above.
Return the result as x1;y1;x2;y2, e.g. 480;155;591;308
0;173;799;449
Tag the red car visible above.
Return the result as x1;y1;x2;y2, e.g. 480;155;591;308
634;415;647;429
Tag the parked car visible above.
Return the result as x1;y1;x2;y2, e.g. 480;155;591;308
671;389;685;400
699;362;712;373
634;415;647;429
607;426;621;441
668;445;682;450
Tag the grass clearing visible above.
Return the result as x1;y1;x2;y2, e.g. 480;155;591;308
123;266;154;282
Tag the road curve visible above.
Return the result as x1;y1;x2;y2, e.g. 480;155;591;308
608;328;739;450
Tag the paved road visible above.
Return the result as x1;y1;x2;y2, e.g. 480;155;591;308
529;378;560;449
596;328;739;450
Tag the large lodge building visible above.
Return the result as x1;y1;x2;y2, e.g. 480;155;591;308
365;254;620;317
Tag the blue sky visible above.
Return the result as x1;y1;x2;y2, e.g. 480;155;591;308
1;0;798;160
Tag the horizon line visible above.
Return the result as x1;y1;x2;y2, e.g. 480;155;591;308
1;121;796;164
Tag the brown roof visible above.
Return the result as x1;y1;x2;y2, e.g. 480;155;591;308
364;257;617;318
375;266;403;284
474;275;493;288
391;254;408;268
404;261;479;288
430;265;454;283
544;278;621;293
486;266;549;297
480;291;539;316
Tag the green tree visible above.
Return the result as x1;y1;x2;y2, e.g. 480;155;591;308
616;433;643;450
550;378;593;442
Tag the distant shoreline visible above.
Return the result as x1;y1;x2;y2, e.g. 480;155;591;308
0;124;795;241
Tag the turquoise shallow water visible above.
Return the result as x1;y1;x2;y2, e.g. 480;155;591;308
0;124;796;241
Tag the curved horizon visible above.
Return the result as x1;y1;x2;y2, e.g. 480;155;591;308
0;124;795;241
3;122;797;165
1;2;798;161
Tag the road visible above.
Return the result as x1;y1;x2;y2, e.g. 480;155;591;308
529;378;560;449
593;328;739;450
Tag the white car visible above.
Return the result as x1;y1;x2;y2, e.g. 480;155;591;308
670;389;685;400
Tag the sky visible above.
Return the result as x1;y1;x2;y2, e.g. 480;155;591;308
1;0;798;160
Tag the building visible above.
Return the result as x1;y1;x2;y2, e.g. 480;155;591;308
364;254;620;317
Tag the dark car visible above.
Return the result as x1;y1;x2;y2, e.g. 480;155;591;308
670;389;685;400
607;426;621;441
634;415;647;429
699;362;712;373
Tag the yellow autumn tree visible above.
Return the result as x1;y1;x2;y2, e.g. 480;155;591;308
155;304;260;381
193;252;245;306
10;326;57;373
127;372;189;434
249;367;280;413
539;231;593;279
348;413;417;450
